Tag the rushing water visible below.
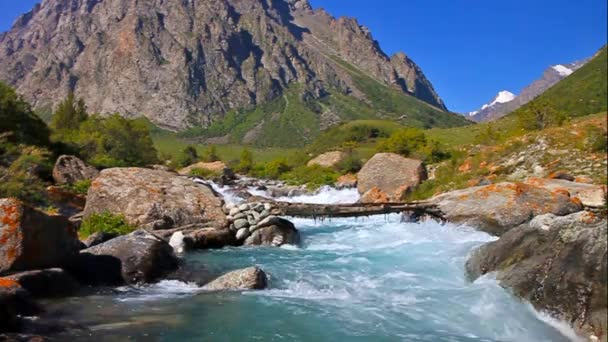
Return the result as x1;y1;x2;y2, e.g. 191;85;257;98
43;186;582;342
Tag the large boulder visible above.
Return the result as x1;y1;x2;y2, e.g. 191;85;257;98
0;279;39;333
52;155;98;185
202;267;268;291
307;151;346;168
357;153;427;203
187;227;235;249
429;182;583;235
466;212;607;342
83;168;227;230
5;269;79;298
525;178;607;208
68;229;179;285
244;217;300;247
0;198;80;274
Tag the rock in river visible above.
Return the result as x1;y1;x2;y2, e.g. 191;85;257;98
68;229;179;285
202;267;268;291
83;167;227;230
466;211;607;341
429;182;583;235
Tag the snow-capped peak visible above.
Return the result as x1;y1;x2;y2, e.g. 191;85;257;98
479;90;516;110
492;90;516;104
552;64;573;77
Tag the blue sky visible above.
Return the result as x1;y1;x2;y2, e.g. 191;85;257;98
1;0;606;112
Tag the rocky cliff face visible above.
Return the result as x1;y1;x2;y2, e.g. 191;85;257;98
0;0;446;131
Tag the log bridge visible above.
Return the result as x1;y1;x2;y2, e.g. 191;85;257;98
273;201;445;222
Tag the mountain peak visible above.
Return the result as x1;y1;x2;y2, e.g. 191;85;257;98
0;0;455;140
551;64;574;77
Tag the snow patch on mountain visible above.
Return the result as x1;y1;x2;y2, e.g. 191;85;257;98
552;64;574;77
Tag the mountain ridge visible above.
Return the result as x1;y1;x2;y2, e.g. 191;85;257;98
467;57;589;122
0;0;458;138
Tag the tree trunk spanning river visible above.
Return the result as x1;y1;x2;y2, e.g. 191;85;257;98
41;186;582;341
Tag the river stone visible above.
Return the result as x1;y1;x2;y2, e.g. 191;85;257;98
5;269;79;298
229;207;240;217
236;228;250;241
428;182;583;235
357;153;427;203
82;231;118;248
234;219;249;229
466;211;607;341
169;232;187;254
244;218;300;247
0;198;80;274
0;279;40;333
307;151;347;168
83;168;227;230
68;229;179;285
202;267;268;291
52;155;99;185
187;228;235;249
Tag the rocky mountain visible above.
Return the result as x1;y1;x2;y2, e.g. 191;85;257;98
0;0;457;137
468;59;588;122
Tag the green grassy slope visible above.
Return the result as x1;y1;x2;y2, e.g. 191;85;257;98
175;59;470;148
428;46;608;146
508;46;607;120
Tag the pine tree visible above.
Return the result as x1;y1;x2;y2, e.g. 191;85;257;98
51;92;88;131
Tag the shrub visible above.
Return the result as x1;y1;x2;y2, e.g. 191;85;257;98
51;92;88;132
584;124;608;153
201;145;220;162
68;179;92;195
235;148;254;173
377;128;451;163
252;158;292;179
79;212;135;238
62;114;159;168
280;165;339;189
0;82;50;146
177;145;198;167
189;168;220;179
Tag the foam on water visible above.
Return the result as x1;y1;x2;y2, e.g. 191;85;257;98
45;184;583;341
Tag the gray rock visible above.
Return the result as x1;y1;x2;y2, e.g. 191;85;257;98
82;231;118;248
68;229;179;285
238;204;250;212
83;168;227;230
236;228;250;241
0;282;40;333
5;268;79;299
202;267;268;291
229;208;241;217
234;219;249;230
244;218;300;247
187;227;235;249
429;182;583;235
466;211;607;341
52;155;98;185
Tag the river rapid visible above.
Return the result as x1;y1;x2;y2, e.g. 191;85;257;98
43;184;582;342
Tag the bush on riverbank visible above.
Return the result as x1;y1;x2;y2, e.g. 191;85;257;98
79;212;135;238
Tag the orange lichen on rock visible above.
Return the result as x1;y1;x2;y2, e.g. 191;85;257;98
580;211;597;224
458;158;473;173
0;278;19;289
570;197;583;206
361;187;390;203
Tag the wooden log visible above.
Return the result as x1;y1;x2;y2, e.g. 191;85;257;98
274;201;445;221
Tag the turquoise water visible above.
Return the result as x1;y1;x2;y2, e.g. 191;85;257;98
46;215;580;342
